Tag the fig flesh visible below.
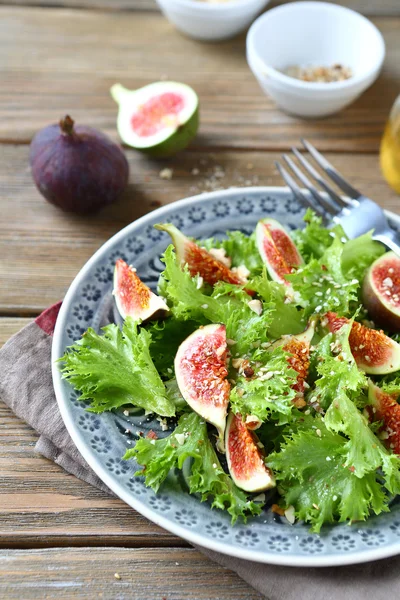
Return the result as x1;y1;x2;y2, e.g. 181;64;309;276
111;82;199;158
256;218;303;287
175;324;230;451
113;259;168;321
30;115;129;214
363;251;400;332
155;223;246;287
368;380;400;454
324;312;400;375
225;412;275;493
269;320;316;405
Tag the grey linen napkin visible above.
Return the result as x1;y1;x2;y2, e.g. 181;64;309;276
1;304;399;600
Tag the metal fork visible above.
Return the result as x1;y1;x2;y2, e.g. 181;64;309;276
276;139;400;256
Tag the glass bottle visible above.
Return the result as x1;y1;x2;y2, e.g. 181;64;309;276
381;96;400;194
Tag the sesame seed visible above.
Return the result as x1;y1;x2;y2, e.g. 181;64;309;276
316;429;322;437
114;573;121;580
388;267;394;274
201;304;209;309
332;495;338;501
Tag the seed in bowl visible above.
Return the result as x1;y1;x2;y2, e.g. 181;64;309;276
284;64;353;83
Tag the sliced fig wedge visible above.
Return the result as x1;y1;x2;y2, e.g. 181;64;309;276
324;312;400;375
363;251;400;332
269;320;316;404
175;323;230;451
256;218;303;287
368;380;400;454
155;223;246;287
113;259;168;321
225;412;275;493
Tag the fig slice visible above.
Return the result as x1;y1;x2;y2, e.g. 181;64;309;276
225;412;276;493
363;251;400;332
110;82;199;158
113;259;169;321
175;323;230;451
155;223;246;287
269;320;316;405
324;312;400;375
256;218;303;287
368;380;400;454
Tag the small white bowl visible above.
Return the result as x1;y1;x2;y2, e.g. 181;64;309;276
246;1;386;118
156;0;270;42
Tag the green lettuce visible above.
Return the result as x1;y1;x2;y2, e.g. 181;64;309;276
341;232;385;283
146;318;198;378
125;412;261;523
230;346;298;424
268;418;390;532
291;209;344;260
308;321;367;411
59;318;175;416
287;236;359;318
325;390;400;491
159;245;275;355
249;270;306;338
200;230;263;276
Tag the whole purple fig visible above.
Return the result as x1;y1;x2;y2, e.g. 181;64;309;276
30;115;129;214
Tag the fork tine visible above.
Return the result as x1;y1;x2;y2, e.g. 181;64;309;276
274;161;326;219
282;154;337;217
301;139;361;200
292;147;348;209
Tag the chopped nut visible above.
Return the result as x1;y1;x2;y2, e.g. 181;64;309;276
284;63;352;83
247;299;263;315
159;168;173;180
284;505;296;524
232;264;250;283
175;433;186;446
245;414;262;429
208;247;231;267
271;503;285;516
253;493;265;503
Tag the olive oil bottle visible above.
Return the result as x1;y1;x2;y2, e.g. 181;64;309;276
381;96;400;194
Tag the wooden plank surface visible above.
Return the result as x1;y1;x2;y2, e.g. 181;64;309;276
0;319;183;548
0;399;186;549
0;8;398;151
0;144;398;314
0;548;264;599
0;0;398;17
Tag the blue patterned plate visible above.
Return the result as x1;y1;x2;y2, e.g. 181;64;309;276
52;187;400;566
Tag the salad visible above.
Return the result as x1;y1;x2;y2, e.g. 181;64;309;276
60;210;400;532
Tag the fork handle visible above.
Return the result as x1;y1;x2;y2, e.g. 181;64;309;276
373;229;400;257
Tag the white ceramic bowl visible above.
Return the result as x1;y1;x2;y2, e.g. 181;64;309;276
246;1;386;118
156;0;270;42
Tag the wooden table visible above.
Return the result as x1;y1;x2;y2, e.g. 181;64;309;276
1;0;400;597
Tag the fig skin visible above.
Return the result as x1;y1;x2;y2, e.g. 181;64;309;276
30;115;129;214
362;252;400;333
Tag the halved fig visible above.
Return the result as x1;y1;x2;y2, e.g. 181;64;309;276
225;412;275;493
324;312;400;375
368;380;400;454
175;323;230;451
363;251;400;332
269;320;316;404
256;218;303;287
113;259;168;321
155;223;246;287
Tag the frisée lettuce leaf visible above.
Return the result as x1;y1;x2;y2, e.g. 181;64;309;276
59;318;175;416
268;418;391;533
125;411;261;524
